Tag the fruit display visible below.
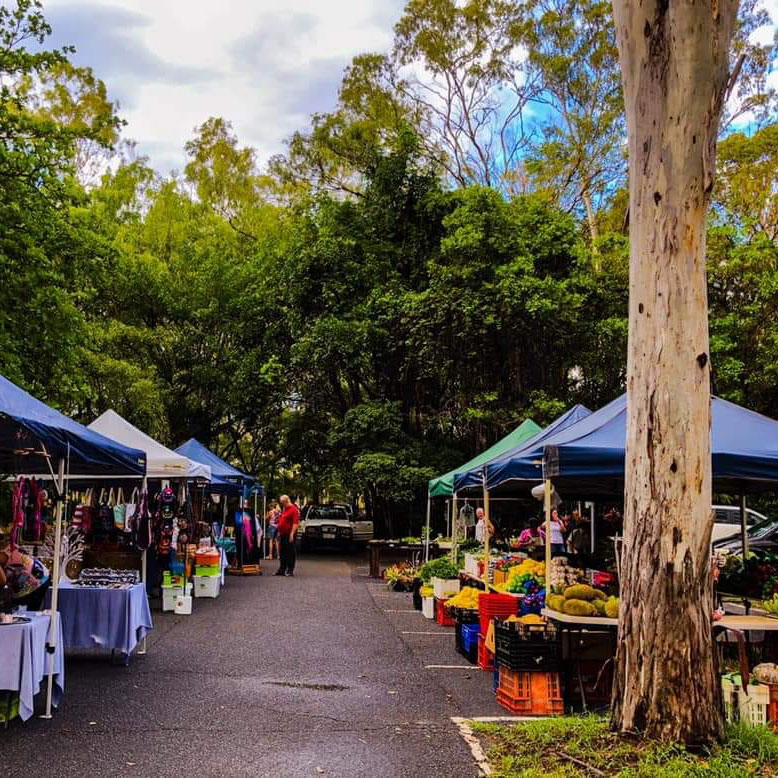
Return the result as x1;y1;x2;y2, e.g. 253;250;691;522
420;585;434;598
548;557;585;591
545;583;619;618
445;586;480;610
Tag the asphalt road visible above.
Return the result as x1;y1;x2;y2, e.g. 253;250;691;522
3;552;503;777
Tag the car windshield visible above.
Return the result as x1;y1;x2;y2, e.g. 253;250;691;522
307;507;347;521
748;517;778;540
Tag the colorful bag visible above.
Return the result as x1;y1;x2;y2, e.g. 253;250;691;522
113;488;127;531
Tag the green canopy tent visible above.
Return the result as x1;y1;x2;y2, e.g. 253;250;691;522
425;418;541;559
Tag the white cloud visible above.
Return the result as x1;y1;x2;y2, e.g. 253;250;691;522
43;0;405;173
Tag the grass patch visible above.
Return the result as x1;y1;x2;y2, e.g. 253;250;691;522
470;716;778;777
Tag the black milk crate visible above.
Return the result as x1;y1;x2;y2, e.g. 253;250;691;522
453;607;480;625
457;640;478;664
495;620;561;672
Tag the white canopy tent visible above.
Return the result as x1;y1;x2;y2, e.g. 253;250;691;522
88;410;211;482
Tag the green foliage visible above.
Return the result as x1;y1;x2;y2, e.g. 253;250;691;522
418;557;460;582
470;715;778;777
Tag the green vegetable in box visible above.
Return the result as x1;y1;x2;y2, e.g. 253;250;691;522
563;584;599;601
563;599;598;617
419;557;460;583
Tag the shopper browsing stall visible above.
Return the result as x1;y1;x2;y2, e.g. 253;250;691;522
276;495;300;577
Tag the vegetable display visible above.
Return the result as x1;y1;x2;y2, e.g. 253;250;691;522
546;584;619;618
419;557;460;582
445;587;480;609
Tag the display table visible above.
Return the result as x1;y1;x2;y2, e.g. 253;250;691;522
0;611;64;722
49;581;153;658
368;541;439;578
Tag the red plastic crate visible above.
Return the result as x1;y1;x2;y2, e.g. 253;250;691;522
766;683;778;731
478;634;494;671
435;597;456;627
478;593;518;634
496;668;564;716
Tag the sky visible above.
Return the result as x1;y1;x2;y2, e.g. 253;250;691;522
44;0;406;174
42;0;778;176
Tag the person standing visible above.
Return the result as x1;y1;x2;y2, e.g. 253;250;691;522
266;503;281;560
275;495;300;577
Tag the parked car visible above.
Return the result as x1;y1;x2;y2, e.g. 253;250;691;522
713;515;778;556
299;504;374;552
711;504;767;544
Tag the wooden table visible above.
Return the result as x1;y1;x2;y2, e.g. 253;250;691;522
367;541;439;578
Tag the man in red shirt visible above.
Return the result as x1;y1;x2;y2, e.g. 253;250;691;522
275;495;301;577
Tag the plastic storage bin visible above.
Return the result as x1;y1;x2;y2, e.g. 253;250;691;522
162;585;183;612
435;597;456;627
194;575;220;599
433;578;461;599
175;594;193;615
195;565;220;578
422;596;435;619
495;619;560;671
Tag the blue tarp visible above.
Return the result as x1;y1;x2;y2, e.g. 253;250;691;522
534;394;778;495
454;404;592;492
0;374;146;476
175;438;261;495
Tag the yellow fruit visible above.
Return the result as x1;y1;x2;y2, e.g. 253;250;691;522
563;584;598;601
562;599;597;617
604;596;620;619
546;594;565;612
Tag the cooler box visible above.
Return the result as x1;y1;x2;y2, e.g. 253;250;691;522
194;575;220;599
195;551;220;568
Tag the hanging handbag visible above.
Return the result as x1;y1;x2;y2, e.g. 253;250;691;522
113;487;127;531
124;487;139;534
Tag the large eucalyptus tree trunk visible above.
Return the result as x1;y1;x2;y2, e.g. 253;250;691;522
611;0;739;743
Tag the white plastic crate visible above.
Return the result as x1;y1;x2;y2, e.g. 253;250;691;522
722;674;771;726
422;596;435;619
162;585;183;612
464;554;480;577
175;594;193;615
432;577;461;599
194;575;220;599
739;682;771;726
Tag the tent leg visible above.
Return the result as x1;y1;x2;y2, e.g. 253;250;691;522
544;479;552;584
450;494;458;564
590;502;595;556
424;496;431;562
740;495;749;557
262;494;267;560
138;475;148;656
42;457;65;720
483;483;491;587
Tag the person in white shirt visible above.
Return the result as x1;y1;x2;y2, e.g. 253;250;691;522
474;508;494;544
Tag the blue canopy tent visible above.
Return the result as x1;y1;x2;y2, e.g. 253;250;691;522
454;404;593;493
539;394;778;496
0;373;147;718
175;439;265;560
0;374;146;477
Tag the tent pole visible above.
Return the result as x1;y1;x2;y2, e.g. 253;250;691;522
424;495;431;562
42;456;65;719
483;481;491;587
544;479;552;584
446;499;451;540
590;502;595;556
138;476;148;655
740;494;749;557
450;493;458;564
262;492;267;559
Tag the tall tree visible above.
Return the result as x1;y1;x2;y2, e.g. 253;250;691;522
611;0;739;743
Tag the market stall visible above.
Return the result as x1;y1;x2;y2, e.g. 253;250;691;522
0;374;146;722
425;418;541;561
175;438;263;579
86;411;212;619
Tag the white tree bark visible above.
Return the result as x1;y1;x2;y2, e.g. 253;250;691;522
611;0;739;743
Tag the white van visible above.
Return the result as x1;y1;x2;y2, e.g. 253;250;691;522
711;504;767;543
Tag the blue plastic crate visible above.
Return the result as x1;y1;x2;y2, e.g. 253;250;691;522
461;623;480;652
